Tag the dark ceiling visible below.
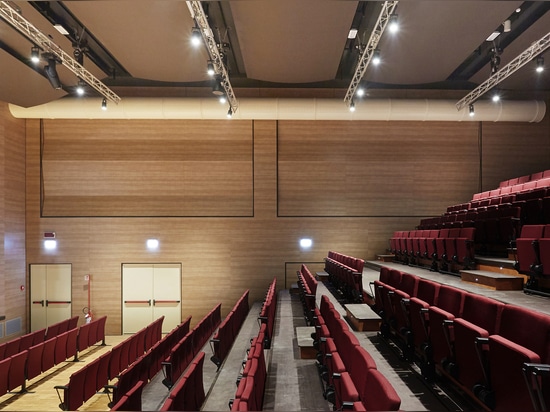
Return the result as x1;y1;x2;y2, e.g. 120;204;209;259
1;1;550;108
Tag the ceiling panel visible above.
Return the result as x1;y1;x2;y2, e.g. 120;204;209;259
65;0;210;83
367;1;522;85
230;0;358;83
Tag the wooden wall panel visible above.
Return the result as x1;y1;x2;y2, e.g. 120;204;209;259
41;119;253;217
19;112;550;335
481;116;550;190
0;102;26;341
277;120;480;217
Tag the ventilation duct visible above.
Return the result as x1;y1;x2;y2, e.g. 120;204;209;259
9;97;546;123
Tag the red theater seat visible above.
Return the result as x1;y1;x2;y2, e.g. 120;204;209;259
485;305;550;412
42;337;57;372
55;365;87;411
427;285;466;366
26;342;45;380
0;358;11;396
8;351;28;392
451;294;504;390
361;368;401;411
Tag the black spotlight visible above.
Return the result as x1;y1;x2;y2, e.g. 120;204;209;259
212;78;224;96
44;58;62;90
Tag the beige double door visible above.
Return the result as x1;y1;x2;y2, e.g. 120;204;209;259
122;263;181;334
30;264;72;332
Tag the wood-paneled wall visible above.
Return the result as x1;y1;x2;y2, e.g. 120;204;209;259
41;119;253;217
19;110;550;335
0;102;26;341
278;120;480;216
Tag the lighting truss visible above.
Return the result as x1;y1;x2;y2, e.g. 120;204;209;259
0;1;121;104
456;31;550;111
186;1;238;115
344;1;399;107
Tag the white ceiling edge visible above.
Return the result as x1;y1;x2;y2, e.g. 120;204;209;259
8;97;546;123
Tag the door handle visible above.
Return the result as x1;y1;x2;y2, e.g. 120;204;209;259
152;300;180;305
32;300;45;307
46;300;71;306
124;300;151;306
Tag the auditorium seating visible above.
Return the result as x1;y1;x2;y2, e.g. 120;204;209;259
109;380;144;411
258;277;277;349
477;304;550;411
160;351;207;411
0;315;107;399
230;335;267;411
373;265;550;411
514;224;550;295
390;228;476;272
210;290;250;369
162;306;220;389
296;264;318;324
313;293;401;411
56;315;163;411
406;170;550;270
324;251;364;303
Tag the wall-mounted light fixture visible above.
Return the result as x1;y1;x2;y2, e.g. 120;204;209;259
146;239;159;250
43;231;57;250
299;238;313;249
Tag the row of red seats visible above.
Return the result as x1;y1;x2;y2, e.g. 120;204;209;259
420;204;522;254
109;315;192;410
55;315;164;411
162;304;221;389
470;189;549;227
210;290;250;370
498;169;550;188
159;351;206;411
258;277;277;349
109;380;144;411
0;315;106;399
515;224;550;293
390;227;475;270
325;251;364;303
0;316;78;361
230;279;278;410
373;267;550;411
230;323;268;411
313;295;401;411
105;315;175;408
296;264;318;324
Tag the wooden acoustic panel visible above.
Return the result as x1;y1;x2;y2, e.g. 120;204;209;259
41;119;253;217
277;120;480;217
0;103;27;336
480;117;550;190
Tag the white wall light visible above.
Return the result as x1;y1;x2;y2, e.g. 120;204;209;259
146;238;159;250
44;239;57;250
299;238;313;249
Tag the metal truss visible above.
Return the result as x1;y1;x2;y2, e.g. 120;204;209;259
186;1;238;115
456;31;550;111
0;1;121;104
344;1;399;106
